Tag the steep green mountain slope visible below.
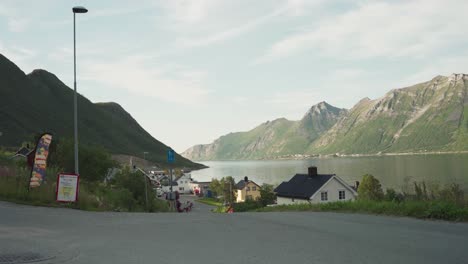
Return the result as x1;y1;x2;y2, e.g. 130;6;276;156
184;74;468;160
310;74;468;154
0;54;201;168
182;102;346;160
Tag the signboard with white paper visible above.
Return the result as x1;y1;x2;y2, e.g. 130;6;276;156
56;173;79;202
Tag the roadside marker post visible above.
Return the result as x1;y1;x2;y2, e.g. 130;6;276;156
167;148;176;211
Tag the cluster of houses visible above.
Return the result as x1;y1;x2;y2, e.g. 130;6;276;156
146;165;358;206
146;169;213;197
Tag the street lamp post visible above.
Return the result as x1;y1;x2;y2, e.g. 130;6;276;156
72;6;88;175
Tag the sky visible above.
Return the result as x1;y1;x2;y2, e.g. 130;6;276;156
1;0;468;152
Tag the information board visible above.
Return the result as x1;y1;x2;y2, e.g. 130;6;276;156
56;173;79;202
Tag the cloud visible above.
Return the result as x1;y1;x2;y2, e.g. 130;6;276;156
0;41;37;71
81;56;211;104
177;7;286;48
399;54;468;87
0;3;29;32
160;0;325;49
7;18;29;32
256;0;468;62
266;90;322;118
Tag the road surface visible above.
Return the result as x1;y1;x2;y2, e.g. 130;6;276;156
1;201;467;264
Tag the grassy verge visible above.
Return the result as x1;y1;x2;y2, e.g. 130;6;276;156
254;200;468;222
196;198;229;212
0;165;169;212
196;197;222;207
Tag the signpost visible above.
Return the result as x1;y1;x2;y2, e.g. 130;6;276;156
56;173;79;202
167;149;175;164
167;149;175;210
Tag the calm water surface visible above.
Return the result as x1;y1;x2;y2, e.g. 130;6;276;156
191;154;468;191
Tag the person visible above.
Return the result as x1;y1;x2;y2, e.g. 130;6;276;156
176;199;184;213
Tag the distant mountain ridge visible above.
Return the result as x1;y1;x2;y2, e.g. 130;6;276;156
183;74;468;160
182;102;347;160
0;54;202;168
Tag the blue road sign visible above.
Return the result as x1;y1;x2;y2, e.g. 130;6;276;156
167;149;175;163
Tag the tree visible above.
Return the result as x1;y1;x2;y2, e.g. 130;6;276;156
259;184;276;206
209;177;236;204
221;176;236;205
358;174;384;201
209;178;222;197
49;138;118;182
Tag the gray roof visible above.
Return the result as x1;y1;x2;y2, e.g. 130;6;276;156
13;147;32;157
274;174;335;199
235;179;260;190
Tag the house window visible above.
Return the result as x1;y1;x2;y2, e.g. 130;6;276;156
339;190;346;200
246;187;250;191
246;195;253;200
179;187;184;191
252;186;257;191
321;191;328;201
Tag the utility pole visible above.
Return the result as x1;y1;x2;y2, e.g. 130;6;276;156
72;6;88;175
229;180;232;205
134;166;149;212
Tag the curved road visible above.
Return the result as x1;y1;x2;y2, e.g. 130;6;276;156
1;201;467;264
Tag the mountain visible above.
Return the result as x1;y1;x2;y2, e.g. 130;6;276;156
183;74;468;160
310;74;468;154
182;102;346;160
0;54;203;168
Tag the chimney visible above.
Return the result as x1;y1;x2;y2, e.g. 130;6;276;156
355;181;360;190
308;166;317;177
244;176;249;182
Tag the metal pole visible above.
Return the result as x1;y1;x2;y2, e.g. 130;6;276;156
73;12;79;175
144;172;148;211
170;167;173;193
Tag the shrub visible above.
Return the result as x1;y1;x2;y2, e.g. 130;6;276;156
259;184;276;206
385;188;404;203
233;200;263;212
50;138;118;182
439;183;465;205
358;174;384;201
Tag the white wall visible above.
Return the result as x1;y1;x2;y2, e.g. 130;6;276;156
310;177;356;203
176;173;192;194
276;196;310;205
276;177;357;205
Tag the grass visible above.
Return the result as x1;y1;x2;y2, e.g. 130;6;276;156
254;200;468;222
196;197;230;213
196;197;222;207
0;165;169;213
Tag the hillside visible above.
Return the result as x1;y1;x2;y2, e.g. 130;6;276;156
183;74;468;160
0;54;203;168
310;74;468;154
182;102;346;160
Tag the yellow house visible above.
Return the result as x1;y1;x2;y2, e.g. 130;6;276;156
235;177;261;202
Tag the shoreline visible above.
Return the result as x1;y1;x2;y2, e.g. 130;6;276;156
189;150;468;163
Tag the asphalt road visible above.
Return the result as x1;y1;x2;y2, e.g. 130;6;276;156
1;201;468;264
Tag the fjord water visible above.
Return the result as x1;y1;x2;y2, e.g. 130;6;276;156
191;154;468;191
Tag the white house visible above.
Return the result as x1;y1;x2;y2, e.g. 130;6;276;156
274;166;358;205
174;173;193;194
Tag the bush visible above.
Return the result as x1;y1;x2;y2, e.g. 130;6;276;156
259;184;276;206
358;174;384;201
384;188;404;203
439;183;465;205
232;200;263;212
49;138;118;182
105;188;137;212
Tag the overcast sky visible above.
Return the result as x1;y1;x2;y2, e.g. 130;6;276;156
1;0;467;152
